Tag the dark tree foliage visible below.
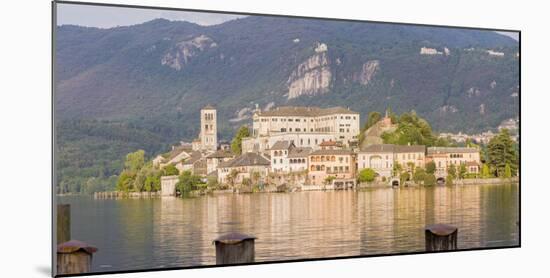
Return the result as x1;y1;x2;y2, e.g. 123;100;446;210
487;129;518;177
231;126;250;155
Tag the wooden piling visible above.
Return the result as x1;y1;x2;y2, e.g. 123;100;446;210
57;240;97;275
57;204;71;244
425;224;458;251
213;233;256;265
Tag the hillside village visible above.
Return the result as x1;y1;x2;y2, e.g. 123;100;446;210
149;104;507;196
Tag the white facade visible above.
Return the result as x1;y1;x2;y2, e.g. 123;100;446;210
270;148;290;173
357;151;394;178
243;132;336;154
251;106;360;147
357;144;426;179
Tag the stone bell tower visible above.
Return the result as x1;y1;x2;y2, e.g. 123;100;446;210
200;105;217;151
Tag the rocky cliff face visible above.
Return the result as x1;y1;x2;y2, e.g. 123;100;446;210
161;35;217;70
287;44;332;99
354;60;380;86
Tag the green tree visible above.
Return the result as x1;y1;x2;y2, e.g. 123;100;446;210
176;171;203;194
413;167;427;184
358;168;377;183
400;172;410;185
446;175;454;186
459;164;467;179
116;170;135;192
448;164;457;179
487;129;517;177
393;162;402;177
504;163;512;178
162;164;179;176
227;169;239;188
381;112;436;146
133;169;147;192
481;164;491;178
426;161;436;174
324;175;336;185
124;150;145;172
231;126;250;155
424;174;436;186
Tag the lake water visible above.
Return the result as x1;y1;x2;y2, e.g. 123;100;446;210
57;183;519;273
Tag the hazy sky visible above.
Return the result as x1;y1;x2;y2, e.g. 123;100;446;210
56;3;519;41
56;3;245;27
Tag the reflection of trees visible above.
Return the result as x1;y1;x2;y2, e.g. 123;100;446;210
479;184;519;247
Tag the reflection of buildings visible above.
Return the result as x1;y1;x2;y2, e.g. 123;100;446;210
146;185;515;267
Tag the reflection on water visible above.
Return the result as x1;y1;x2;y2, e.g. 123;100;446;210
58;184;519;273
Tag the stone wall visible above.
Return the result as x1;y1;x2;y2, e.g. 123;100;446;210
454;177;519;186
161;175;179;196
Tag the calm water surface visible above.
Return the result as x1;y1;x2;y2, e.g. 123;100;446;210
58;184;519;273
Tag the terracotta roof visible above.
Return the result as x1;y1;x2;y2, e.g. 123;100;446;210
258;106;358;117
288;147;313;158
309;149;354;156
219;152;270;168
427;147;479;155
465;161;480;167
319;140;338;147
360;144;425;153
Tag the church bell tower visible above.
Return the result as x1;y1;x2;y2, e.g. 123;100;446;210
200;105;217;151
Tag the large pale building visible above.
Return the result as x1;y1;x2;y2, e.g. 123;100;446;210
252;106;360;142
243;106;360;153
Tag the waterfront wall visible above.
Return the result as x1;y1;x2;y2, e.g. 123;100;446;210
454;177;518;186
161;175;178;196
94;191;161;199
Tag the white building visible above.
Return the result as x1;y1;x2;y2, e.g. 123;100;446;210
357;144;426;179
217;152;271;185
243;106;360;153
426;147;481;178
268;140;312;173
243;132;336;154
205;150;234;175
153;145;193;168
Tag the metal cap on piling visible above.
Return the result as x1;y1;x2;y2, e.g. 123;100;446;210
213;233;256;265
425;224;457;236
57;240;98;255
213;233;256;245
425;224;458;252
57;240;98;275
